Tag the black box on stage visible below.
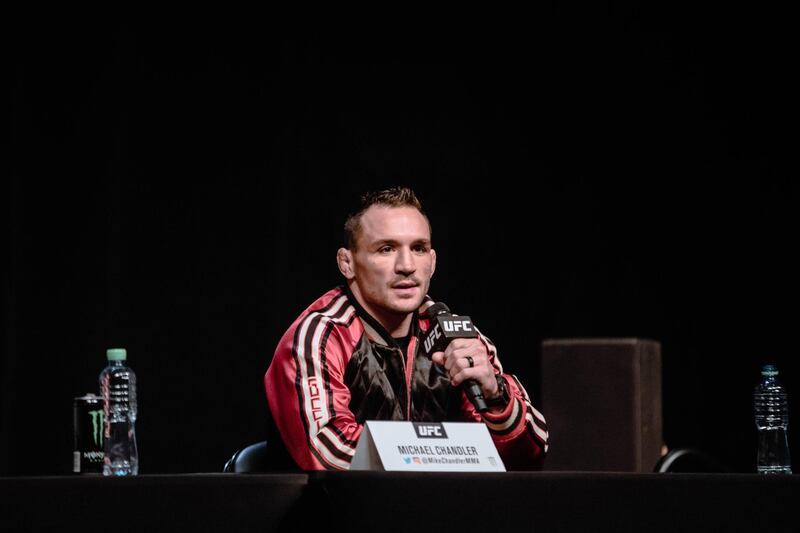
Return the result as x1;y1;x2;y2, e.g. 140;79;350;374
540;338;663;472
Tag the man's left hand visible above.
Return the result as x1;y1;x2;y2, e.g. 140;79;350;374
431;338;499;400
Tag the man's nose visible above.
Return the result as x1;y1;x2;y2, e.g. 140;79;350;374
395;248;416;273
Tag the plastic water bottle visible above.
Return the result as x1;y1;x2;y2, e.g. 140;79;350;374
754;364;792;474
99;348;139;476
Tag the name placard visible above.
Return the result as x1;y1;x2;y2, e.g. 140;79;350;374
350;421;506;472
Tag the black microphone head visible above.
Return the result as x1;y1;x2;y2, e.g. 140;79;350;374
426;302;451;317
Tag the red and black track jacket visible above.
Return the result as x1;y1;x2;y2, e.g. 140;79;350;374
264;286;549;470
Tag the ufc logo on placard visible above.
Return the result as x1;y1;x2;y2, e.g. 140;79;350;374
413;422;448;439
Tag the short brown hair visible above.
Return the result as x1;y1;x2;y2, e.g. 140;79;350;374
343;187;430;249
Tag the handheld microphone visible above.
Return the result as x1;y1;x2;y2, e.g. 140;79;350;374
421;302;489;413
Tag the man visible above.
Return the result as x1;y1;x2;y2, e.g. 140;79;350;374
264;187;548;470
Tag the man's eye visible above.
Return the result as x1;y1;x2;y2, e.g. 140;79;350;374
379;246;393;253
413;245;429;253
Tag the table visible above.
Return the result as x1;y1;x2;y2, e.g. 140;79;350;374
1;472;796;532
0;473;307;532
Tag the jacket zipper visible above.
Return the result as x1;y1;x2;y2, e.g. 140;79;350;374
405;336;417;420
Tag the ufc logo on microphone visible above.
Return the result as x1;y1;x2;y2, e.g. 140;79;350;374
413;422;448;439
442;320;473;333
423;324;442;353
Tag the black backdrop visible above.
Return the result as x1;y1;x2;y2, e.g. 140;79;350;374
5;12;797;475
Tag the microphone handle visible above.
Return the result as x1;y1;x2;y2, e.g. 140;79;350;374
463;379;488;413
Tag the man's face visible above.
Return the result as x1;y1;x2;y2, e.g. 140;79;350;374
342;205;436;323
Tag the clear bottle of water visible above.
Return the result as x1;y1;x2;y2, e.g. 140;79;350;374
754;364;792;474
99;348;139;476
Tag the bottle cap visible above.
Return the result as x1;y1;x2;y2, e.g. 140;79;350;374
107;348;127;361
761;364;778;377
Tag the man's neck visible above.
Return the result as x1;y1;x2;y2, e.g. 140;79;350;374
347;283;413;338
377;313;413;338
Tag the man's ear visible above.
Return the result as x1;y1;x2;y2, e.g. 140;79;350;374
430;248;436;278
337;248;355;280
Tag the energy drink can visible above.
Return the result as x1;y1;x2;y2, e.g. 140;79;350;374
73;393;105;474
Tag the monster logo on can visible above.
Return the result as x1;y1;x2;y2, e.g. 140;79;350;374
73;394;105;474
